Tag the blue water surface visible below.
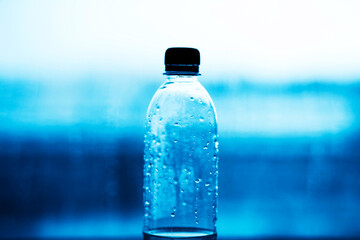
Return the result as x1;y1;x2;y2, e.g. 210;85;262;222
0;78;360;238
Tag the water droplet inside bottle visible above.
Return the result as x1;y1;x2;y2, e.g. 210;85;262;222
203;146;208;150
195;178;202;184
171;212;175;217
199;117;204;122
196;220;199;224
174;139;178;143
174;122;179;126
205;182;210;187
190;97;195;101
145;201;150;206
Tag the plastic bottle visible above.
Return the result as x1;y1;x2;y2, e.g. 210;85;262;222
143;48;218;240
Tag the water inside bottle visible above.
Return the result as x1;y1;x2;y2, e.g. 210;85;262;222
143;78;218;238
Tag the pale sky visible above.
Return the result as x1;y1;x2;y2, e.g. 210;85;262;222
1;0;360;82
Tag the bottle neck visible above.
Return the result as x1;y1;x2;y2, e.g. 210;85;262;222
165;74;199;82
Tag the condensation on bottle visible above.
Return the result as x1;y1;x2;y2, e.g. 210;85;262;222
143;48;218;240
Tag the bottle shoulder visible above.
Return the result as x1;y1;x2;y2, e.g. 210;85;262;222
147;79;216;114
145;78;217;129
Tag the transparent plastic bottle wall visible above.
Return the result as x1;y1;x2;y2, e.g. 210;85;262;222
143;75;219;236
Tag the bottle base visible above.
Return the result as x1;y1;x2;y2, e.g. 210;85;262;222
143;227;217;240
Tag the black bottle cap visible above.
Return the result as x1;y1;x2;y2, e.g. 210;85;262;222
164;47;200;75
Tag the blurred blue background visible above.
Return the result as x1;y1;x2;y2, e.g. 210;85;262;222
1;0;360;238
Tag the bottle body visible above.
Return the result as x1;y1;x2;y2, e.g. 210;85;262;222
143;75;218;239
